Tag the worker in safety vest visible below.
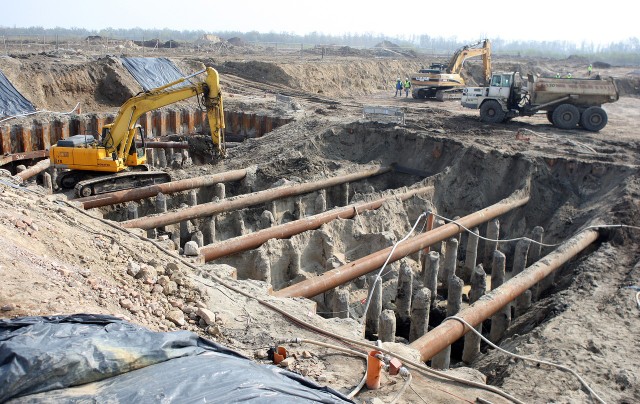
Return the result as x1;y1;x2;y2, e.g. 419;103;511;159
403;78;411;97
588;64;593;76
394;78;403;97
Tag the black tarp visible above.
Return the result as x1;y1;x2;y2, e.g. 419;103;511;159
0;69;36;118
121;57;190;92
0;314;353;403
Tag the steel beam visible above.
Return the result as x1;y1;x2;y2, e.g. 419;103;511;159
409;228;599;361
272;190;530;299
201;186;433;261
77;168;248;209
121;166;391;230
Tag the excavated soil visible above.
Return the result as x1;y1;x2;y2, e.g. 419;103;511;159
1;49;640;403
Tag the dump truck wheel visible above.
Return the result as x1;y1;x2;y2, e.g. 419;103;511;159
546;111;554;123
580;106;608;131
552;104;580;129
480;100;506;123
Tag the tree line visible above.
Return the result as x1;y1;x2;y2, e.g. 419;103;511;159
1;26;639;64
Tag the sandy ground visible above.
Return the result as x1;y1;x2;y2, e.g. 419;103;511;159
1;49;640;403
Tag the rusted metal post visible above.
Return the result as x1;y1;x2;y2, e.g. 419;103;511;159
200;187;432;262
15;159;50;181
122;166;391;230
409;229;599;362
273;191;530;299
77;169;248;209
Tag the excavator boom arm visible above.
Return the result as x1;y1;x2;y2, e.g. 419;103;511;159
447;39;492;83
104;67;225;159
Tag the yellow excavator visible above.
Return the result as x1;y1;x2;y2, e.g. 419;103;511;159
50;67;225;197
410;39;491;101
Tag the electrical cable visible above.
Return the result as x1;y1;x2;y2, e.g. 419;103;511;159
389;371;411;404
0;102;81;124
280;338;367;399
445;315;607;404
360;212;427;324
430;211;640;248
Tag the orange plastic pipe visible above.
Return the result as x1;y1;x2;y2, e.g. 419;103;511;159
366;350;383;390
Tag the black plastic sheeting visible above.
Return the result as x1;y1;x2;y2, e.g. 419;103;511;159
121;57;190;92
0;69;36;118
0;314;353;403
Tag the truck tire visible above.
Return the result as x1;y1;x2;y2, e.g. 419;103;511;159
480;100;506;123
551;104;580;129
546;111;554;123
579;106;608;131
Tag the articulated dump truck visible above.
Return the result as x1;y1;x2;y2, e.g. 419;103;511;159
461;72;619;131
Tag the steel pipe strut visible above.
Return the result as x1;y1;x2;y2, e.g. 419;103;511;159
201;186;434;262
77;168;248;209
137;141;189;149
409;228;599;362
273;189;530;299
121;166;391;230
15;159;50;181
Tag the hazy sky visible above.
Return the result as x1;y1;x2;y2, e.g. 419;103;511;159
0;0;634;45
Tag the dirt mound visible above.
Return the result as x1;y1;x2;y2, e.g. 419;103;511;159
216;61;293;86
375;40;401;49
227;37;247;47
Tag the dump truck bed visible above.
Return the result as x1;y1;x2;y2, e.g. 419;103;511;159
528;76;619;107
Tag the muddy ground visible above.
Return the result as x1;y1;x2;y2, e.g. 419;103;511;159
1;48;640;403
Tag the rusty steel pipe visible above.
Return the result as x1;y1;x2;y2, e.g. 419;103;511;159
409;228;599;361
138;141;189;149
272;190;530;299
121;166;391;230
77;168;248;209
202;186;434;262
15;159;51;181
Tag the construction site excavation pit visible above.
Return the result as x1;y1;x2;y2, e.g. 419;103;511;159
87;121;637;377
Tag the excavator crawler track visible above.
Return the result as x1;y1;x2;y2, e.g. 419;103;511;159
74;171;171;197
